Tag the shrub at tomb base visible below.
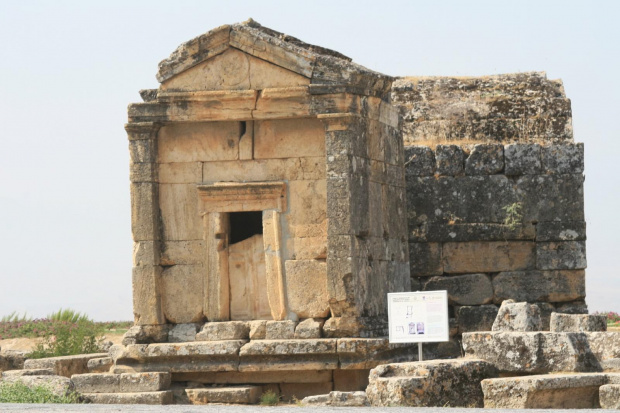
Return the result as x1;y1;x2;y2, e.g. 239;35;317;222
0;381;81;404
28;320;104;359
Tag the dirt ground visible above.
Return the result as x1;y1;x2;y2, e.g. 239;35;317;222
0;331;125;353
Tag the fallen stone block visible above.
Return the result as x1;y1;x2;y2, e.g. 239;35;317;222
23;353;108;378
280;382;333;402
1;368;54;377
196;321;249;341
600;384;620;409
492;300;541;332
72;373;120;393
481;373;605;409
2;350;27;370
550;313;607;332
366;359;498;407
82;391;173;405
185;386;261;404
122;324;170;345
302;391;369;406
87;356;113;373
0;374;75;397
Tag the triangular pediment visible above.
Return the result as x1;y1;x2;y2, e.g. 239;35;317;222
155;19;394;98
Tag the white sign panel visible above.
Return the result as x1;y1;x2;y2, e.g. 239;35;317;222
388;291;449;343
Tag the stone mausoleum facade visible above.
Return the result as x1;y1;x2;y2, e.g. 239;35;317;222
120;20;587;398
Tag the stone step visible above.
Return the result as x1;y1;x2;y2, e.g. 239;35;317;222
23;353;108;378
82;391;173;405
481;373;609;409
1;368;55;377
600;384;620;410
72;372;171;393
185;386;262;404
111;338;417;374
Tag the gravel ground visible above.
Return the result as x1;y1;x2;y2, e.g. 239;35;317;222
0;405;609;413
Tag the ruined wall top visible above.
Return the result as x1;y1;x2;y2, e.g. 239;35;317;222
392;72;573;145
154;19;393;99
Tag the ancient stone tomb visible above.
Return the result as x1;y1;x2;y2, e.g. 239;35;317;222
127;20;410;339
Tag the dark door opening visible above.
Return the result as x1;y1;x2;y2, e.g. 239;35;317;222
229;211;263;244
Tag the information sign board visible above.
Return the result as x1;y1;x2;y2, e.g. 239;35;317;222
387;290;449;343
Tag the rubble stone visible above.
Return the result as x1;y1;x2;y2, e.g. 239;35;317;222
465;144;504;175
492;300;541;332
302;391;369;406
435;144;464;175
366;359;498;407
196;322;249;341
169;323;199;342
23;353;108;378
295;318;324;339
550;313;607;332
504;143;542;175
482;373;605;409
404;146;435;176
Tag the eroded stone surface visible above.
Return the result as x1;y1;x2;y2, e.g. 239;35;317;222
196;322;249;341
550;313;607;332
600;384;620;409
366;359;498;407
492;300;541;332
23;353;108;378
302;391;369;406
185;386;261;404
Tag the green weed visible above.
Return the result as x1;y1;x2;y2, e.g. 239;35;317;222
0;381;81;404
47;309;91;323
259;390;280;406
502;202;523;231
1;311;32;323
28;320;105;359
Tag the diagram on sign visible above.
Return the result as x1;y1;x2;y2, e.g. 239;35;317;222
387;291;449;343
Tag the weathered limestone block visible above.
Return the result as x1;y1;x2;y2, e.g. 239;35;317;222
284;260;330;319
1;375;75;397
295;318;324;339
248;321;267;340
423;273;493;306
435;144;464;175
542;143;584;174
302;391;369;406
537;241;587;270
160;241;205;266
158;162;202;184
1;369;54;377
239;339;338;372
132;266;165;325
493;270;585;303
409;242;442;276
87;357;113;373
457;175;517;223
366;359;498;407
456;305;499;333
600;384;620;409
550;313;607;332
159;184;202;241
516;174;585;222
465;144;504;175
23;353;108;378
536;221;586;241
133;241;160;267
555;300;589;314
82;391;173;405
492;300;541;332
129;138;157;164
504;143;541;175
71;373;120;393
120;372;171;392
168;323;199;343
122;325;170;345
185;386;261;404
157;122;241;163
534;302;556;331
0;351;26;371
404;146;434;176
442;241;535;273
130;162;157;183
481;373;605;409
196;322;249;341
337;338;418;370
161;265;204;323
322;317;361;338
265;320;296;339
254;118;325;159
130;183;160;242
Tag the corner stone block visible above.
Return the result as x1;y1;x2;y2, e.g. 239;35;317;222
504;143;541;175
493;270;585;303
130;162;158;183
129;139;157;164
442;241;535;273
409;242;442;276
536;221;586;242
542;143;584;174
404;146;435;176
456;305;499;333
465;144;504;175
423;274;493;306
132;266;164;325
536;241;587;270
285;260;330;319
435;144;464;176
130;183;160;241
161;265;204;324
133;241;160;267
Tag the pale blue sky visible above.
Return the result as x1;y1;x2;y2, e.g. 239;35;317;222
1;1;618;320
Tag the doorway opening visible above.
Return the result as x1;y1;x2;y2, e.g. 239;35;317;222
229;211;263;244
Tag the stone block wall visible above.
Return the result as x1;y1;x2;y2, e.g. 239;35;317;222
403;142;586;334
